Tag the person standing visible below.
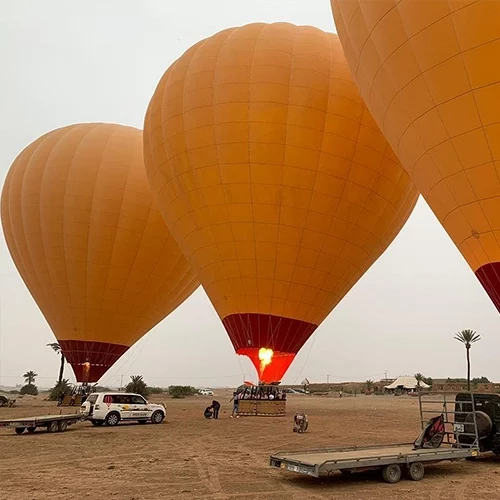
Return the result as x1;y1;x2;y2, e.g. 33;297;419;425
230;391;240;418
212;400;221;419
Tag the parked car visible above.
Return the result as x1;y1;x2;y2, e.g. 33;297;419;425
80;392;166;427
198;389;214;396
0;393;15;407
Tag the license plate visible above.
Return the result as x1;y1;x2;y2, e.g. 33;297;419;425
454;423;465;433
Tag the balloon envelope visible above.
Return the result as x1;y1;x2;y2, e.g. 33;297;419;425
144;23;418;382
331;0;500;312
1;123;199;382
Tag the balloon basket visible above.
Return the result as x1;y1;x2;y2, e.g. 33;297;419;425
238;400;286;417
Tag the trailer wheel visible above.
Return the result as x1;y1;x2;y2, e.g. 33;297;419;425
15;427;25;435
27;427;36;434
58;420;68;432
408;462;425;481
47;420;58;433
382;464;401;484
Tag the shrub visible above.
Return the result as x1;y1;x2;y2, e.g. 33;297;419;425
20;384;38;396
169;386;197;399
125;375;149;398
49;379;71;401
149;386;166;394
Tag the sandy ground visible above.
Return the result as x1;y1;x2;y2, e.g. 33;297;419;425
1;392;500;500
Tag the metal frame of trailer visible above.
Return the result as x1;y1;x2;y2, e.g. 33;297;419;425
270;392;481;484
0;412;83;434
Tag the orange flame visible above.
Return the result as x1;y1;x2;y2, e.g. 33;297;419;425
83;362;90;382
258;348;273;374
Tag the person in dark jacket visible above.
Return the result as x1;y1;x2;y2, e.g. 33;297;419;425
211;400;221;419
204;406;213;419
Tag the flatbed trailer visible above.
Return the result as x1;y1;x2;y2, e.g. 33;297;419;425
270;442;477;482
0;413;84;434
270;392;481;484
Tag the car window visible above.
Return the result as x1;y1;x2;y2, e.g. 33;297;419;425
87;394;98;404
130;395;147;405
107;394;131;405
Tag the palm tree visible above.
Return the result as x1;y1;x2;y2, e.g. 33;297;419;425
23;370;37;385
455;329;481;391
365;379;374;392
125;375;149;398
415;373;424;388
47;343;65;385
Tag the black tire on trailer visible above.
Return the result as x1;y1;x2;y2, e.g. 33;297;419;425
27;427;36;433
151;411;164;424
408;462;425;481
47;420;58;433
105;412;120;427
58;420;68;432
382;464;402;484
15;427;25;435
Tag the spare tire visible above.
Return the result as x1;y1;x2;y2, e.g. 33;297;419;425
464;411;492;439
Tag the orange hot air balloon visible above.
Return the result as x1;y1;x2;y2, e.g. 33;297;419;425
1;123;199;383
331;0;500;312
144;23;418;383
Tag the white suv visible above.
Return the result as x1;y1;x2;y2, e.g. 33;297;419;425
81;392;166;427
198;389;214;396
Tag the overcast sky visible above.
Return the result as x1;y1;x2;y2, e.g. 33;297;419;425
1;0;499;390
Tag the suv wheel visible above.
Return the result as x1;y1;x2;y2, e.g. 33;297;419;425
105;412;120;426
151;411;164;424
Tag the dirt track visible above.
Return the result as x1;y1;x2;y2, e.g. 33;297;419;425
1;393;500;499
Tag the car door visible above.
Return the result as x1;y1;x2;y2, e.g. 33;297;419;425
129;395;149;419
114;394;132;419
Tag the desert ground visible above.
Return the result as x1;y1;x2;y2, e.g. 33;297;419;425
1;391;500;500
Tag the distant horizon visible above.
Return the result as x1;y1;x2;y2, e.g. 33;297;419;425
1;373;495;393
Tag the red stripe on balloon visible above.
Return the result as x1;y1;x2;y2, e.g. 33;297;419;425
221;313;318;354
476;262;500;313
59;340;128;383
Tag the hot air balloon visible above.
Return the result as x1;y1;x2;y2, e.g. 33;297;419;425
144;23;418;383
331;0;500;312
1;123;199;383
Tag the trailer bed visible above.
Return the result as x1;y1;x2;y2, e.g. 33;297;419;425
0;413;83;434
270;443;477;478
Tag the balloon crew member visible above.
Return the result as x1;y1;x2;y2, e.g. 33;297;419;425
230;391;240;418
204;406;213;419
212;400;221;419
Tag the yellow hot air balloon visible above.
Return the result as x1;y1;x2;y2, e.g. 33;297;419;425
144;23;418;382
1;123;199;382
331;0;500;312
